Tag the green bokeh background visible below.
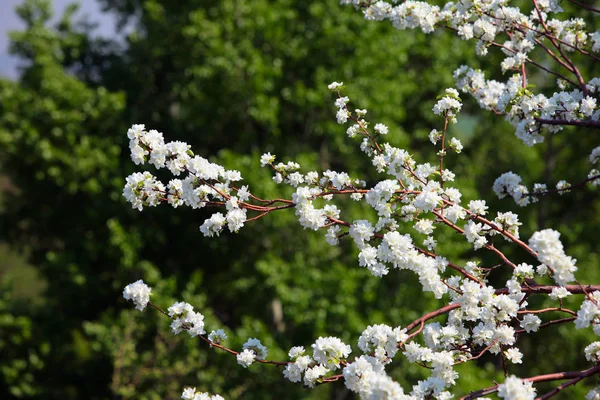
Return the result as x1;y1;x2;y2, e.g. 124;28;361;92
1;0;599;398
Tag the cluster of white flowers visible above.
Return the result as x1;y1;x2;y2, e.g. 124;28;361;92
312;336;352;369
181;388;224;400
123;171;165;211
432;88;462;124
207;329;228;345
283;346;313;383
528;229;577;285
283;336;357;388
589;147;600;187
585;341;600;362
403;343;458;396
587;386;600;400
591;146;600;165
455;68;600;146
549;286;570;300
127;124;196;174
492;146;600;207
504;348;523;364
575;291;600;334
520;314;541;333
443;279;525;355
124;125;250;236
236;338;268;368
236;349;255;368
330;82;352;124
123;280;152;311
168;301;206;337
343;356;409;399
339;0;600;148
358;324;408;364
497;376;536;400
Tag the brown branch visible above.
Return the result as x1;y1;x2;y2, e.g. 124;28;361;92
433;209;517;268
530;174;600;198
404;303;461;333
415;246;483;285
404;284;600;335
531;0;588;94
461;365;600;399
538;364;600;399
148;302;290;366
566;0;600;13
517;307;576;316
496;284;600;296
536;118;600;129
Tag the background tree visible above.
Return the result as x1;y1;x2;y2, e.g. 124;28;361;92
0;0;598;398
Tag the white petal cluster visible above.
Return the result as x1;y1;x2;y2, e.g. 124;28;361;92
328;81;343;90
124;125;258;237
181;388;224;400
463;221;487;250
493;212;521;239
455;67;600;146
200;213;227;237
242;338;268;360
549;287;570;300
312;336;352;369
293;186;327;230
374;123;389;135
127;125;192;174
343;355;384;393
585;341;600;362
123;171;165;211
413;182;442;212
422;321;469;353
167;301;206;337
358;324;408;364
591;146;600;165
504;348;523;364
123;280;152;311
366;180;401;216
493;172;532;206
403;343;459;394
350;220;375;248
468;200;488;215
208;329;228;345
448;137;462;153
260;152;275;166
520;314;541;333
433;88;462;123
497;376;536;400
575;291;600;330
587;386;600;400
444;204;466;224
303;364;330;388
528;229;577;285
236;349;256;368
345;0;600;146
585;386;600;400
282;346;313;383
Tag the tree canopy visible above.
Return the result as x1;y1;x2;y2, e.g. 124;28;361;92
1;0;599;398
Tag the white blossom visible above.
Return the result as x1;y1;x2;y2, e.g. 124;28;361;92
123;280;152;311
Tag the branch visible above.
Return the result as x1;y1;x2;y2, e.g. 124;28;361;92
530;174;600;198
538;364;600;399
461;364;600;399
404;284;600;334
566;0;600;13
536;118;600;129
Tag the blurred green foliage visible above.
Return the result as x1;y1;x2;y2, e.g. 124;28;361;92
0;0;599;398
